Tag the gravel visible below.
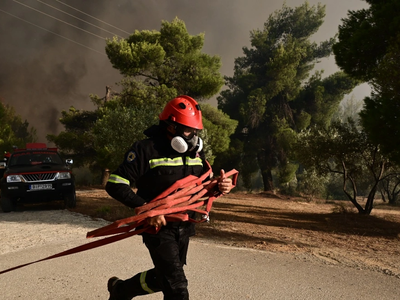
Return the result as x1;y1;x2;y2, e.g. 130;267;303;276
0;210;110;255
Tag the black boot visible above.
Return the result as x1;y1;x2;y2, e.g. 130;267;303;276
108;277;128;300
107;270;161;300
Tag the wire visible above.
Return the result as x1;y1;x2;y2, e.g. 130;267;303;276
13;0;107;40
55;0;131;35
0;8;107;56
36;0;125;38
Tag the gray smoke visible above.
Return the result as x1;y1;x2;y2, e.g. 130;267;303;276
0;0;369;141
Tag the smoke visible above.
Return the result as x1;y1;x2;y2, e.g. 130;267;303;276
0;0;369;142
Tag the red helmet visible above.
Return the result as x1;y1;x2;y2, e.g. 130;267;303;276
159;95;203;129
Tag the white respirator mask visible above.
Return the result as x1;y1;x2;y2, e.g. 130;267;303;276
171;135;203;154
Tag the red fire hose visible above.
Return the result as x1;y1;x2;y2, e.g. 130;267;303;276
0;165;238;275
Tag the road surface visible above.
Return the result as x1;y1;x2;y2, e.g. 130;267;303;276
1;233;399;299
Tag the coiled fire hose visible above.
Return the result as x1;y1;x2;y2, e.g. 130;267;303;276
0;164;238;275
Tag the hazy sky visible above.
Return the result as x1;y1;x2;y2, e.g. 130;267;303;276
0;0;369;141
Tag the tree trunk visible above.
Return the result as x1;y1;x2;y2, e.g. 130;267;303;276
341;161;365;213
257;151;274;191
342;181;364;213
389;180;400;204
101;168;111;187
379;189;386;202
365;185;377;215
261;168;274;191
364;161;386;214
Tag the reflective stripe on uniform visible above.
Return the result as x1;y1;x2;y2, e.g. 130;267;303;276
149;157;183;169
149;157;203;169
140;271;154;294
107;174;130;185
185;157;203;166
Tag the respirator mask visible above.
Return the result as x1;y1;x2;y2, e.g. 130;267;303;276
170;124;203;154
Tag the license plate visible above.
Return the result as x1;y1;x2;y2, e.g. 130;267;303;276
29;184;53;190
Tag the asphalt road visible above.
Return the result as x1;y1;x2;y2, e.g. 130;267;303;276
1;235;399;300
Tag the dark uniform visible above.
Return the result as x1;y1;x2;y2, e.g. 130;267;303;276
106;124;209;300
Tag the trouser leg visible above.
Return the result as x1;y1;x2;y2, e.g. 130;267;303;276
114;268;161;299
143;231;190;300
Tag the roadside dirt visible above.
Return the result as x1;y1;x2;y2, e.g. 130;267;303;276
70;188;400;278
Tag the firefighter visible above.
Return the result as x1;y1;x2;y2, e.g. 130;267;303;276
105;95;233;300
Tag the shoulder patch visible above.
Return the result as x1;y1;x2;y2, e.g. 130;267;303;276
126;151;137;163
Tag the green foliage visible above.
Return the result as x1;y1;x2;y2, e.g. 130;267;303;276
277;162;299;187
201;103;238;164
47;107;98;168
333;0;400;165
292;71;360;129
360;95;400;163
295;120;391;214
92;82;177;109
0;102;37;154
379;173;400;205
93;104;159;172
296;121;365;177
296;167;330;199
105;18;224;99
334;1;400;167
48;103;160;174
359;34;400;165
218;2;358;191
325;175;348;200
333;0;400;81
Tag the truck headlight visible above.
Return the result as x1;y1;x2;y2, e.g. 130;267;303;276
56;172;71;180
7;175;23;183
